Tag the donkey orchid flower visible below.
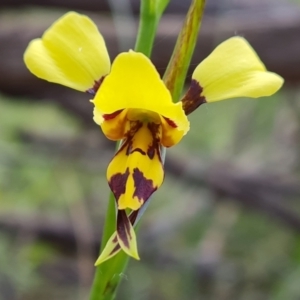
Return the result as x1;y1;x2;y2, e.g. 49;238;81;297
24;12;283;264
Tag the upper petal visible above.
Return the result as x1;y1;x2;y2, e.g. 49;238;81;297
192;37;284;102
24;12;111;92
93;51;189;134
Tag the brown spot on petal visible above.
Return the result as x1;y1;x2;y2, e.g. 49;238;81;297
104;210;139;256
127;121;143;137
108;243;121;257
103;109;123;121
120;121;145;156
117;210;132;248
147;144;155;159
126;140;146;156
132;148;146;155
109;168;130;200
129;210;139;225
147;123;161;161
132;168;157;203
163;117;177;128
106;209;140;258
86;77;105;95
181;80;206;115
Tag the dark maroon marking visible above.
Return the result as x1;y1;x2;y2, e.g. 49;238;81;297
109;243;121;256
146;123;162;160
125;140;146;156
120;121;145;157
103;109;123;121
120;121;143;155
86;77;105;95
147;123;160;144
125;140;133;156
109;168;130;200
117;210;132;248
163;117;177;128
147;144;155;159
132;168;157;203
129;210;139;225
116;138;130;156
132;148;146;155
127;120;143;137
181;79;206;115
146;137;159;160
107;210;139;255
112;121;143;157
127;122;159;159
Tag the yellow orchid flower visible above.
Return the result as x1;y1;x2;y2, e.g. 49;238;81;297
23;12;284;265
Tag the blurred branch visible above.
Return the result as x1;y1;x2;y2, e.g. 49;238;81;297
0;214;88;253
1;0;113;11
166;155;300;231
59;172;95;292
0;0;191;13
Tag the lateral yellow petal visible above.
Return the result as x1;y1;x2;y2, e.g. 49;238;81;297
94;232;121;265
93;108;128;140
93;51;189;134
107;122;164;210
192;37;284;102
160;116;188;147
24;12;110;92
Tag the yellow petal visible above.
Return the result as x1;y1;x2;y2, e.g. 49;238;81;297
94;232;121;265
24;12;110;92
93;51;189;134
160;116;188;147
93;108;128;140
116;210;140;260
107;122;164;210
192;36;284;102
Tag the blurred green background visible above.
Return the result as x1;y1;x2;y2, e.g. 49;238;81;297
1;0;300;299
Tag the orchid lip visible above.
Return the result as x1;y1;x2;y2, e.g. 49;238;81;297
127;108;161;124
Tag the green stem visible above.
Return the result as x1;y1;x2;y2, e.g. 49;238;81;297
134;8;157;56
135;0;169;55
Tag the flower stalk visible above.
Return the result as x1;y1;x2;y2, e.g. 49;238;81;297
135;0;170;56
